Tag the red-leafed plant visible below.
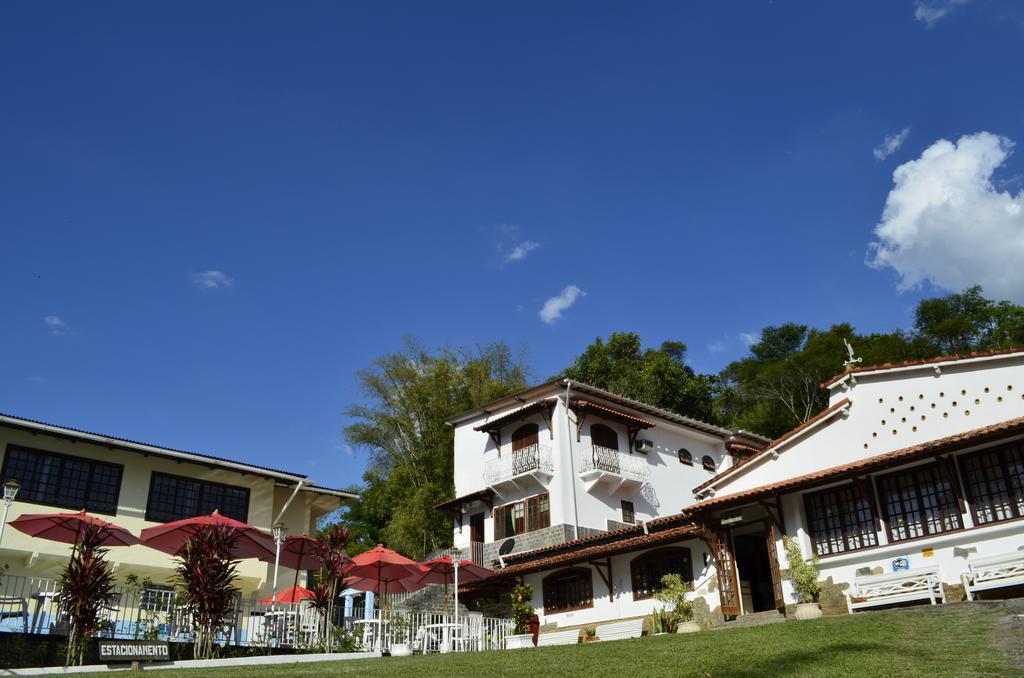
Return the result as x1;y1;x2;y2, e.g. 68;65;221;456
56;522;117;666
308;523;350;651
173;524;241;659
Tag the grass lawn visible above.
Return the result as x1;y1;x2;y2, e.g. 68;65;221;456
87;604;1019;677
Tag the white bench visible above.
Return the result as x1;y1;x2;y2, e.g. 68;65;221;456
845;566;945;613
961;551;1024;601
594;618;644;642
537;628;581;646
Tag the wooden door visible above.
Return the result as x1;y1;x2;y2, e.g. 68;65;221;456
712;529;741;617
765;524;785;610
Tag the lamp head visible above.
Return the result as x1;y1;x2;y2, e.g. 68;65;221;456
272;522;288;542
3;479;19;502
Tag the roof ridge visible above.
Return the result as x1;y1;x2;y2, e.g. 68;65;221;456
821;347;1024;389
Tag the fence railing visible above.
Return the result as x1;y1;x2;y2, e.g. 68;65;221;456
483;443;554;484
579;445;649;480
0;574;513;652
422;542;485;566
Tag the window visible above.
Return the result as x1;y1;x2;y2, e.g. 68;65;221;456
511;424;539;451
876;462;963;541
590;424;618;451
145;472;250;523
959;443;1024;525
702;455;716;472
803;483;879;556
542;568;593;614
1;445;123;515
621;500;635;525
678;449;692;465
493;492;550;540
631;548;693;600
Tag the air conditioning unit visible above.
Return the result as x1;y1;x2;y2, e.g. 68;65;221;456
634;439;655;454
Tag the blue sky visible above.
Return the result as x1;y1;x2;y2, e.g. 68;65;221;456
3;1;1024;491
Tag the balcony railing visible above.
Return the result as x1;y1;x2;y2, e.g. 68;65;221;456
579;445;649;481
482;443;554;485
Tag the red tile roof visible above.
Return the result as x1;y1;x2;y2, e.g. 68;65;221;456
821;347;1024;389
691;398;852;495
685;415;1024;514
486;524;699;579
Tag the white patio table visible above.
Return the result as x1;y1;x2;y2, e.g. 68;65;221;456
353;617;389;652
421;622;460;653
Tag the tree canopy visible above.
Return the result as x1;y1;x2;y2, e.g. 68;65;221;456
342;340;528;558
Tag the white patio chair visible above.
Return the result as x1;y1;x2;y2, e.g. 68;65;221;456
0;596;29;634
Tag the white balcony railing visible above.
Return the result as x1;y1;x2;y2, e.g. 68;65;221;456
579;445;650;481
483;443;554;485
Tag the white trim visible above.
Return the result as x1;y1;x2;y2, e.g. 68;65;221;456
1;652;380;675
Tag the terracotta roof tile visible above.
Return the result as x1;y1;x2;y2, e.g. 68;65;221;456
821;347;1024;389
691;398;851;495
685;415;1024;514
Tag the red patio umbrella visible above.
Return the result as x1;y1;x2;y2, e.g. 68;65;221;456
343;545;423;649
416;555;492;642
258;584;313;605
257;534;323;605
8;510;139;549
139;510;275;560
347;573;428;595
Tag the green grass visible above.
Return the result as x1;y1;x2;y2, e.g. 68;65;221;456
87;605;1018;677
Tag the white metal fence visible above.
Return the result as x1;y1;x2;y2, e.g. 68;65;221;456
0;574;513;653
483;443;554;484
579;445;649;480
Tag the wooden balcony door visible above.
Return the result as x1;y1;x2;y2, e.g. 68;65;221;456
712;529;741;617
765;524;785;610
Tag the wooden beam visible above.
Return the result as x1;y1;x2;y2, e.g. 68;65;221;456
589;558;614;602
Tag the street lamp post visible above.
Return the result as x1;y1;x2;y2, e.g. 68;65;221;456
451;546;462;651
271;522;288;607
0;480;20;546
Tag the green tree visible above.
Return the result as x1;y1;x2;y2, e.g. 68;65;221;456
343;340;528;558
560;332;719;423
913;286;1024;354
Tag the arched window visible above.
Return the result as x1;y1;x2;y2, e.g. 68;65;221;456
511;423;539;451
630;548;693;600
590;424;619;450
542;567;594;614
678;449;693;465
702;455;717;472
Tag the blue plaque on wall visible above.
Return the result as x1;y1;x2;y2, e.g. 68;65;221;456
892;557;910;572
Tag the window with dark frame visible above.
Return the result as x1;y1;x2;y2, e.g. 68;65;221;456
702;455;716;472
958;442;1024;525
876;462;963;542
621;500;635;524
803;483;879;556
542;568;593;614
678;449;692;465
1;445;123;515
493;492;550;541
145;471;250;523
591;424;619;450
630;548;693;600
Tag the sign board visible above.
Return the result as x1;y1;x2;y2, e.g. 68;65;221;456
720;511;744;526
921;547;935;558
891;557;910;572
98;640;170;663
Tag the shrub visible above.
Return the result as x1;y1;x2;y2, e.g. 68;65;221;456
649;607;674;634
56;523;117;666
173;524;241;660
509;583;534;635
654;573;694;623
782;535;821;603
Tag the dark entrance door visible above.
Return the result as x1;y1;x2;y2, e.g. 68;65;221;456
470;512;485;543
732;522;784;613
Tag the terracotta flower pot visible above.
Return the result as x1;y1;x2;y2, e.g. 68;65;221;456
794;602;823;620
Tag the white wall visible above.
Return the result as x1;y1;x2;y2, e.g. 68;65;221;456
715;356;1024;496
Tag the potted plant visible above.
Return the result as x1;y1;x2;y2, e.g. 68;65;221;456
783;535;823;620
653;573;699;633
649;607;673;635
388;610;413;657
506;583;536;649
582;626;598;643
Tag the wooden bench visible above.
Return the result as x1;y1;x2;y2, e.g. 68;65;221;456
537;628;581;646
961;551;1024;601
845;566;945;613
594;618;644;642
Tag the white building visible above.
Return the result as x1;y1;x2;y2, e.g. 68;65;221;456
445;349;1024;629
440;379;768;628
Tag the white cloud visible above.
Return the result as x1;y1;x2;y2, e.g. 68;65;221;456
867;131;1024;302
192;270;234;289
873;128;911;161
504;240;540;263
708;340;726;354
740;332;759;347
914;0;969;27
44;315;68;335
539;285;585;324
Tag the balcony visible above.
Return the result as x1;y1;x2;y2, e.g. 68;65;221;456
482;443;554;498
578;444;649;494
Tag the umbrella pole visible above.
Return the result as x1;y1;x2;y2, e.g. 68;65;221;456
454;561;459;652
